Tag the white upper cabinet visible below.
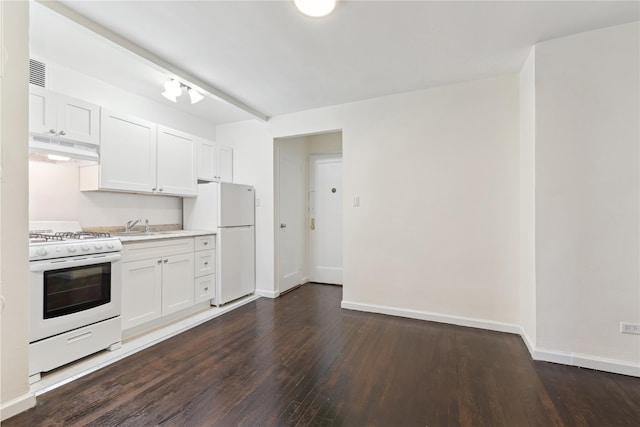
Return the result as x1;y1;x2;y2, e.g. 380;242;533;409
87;110;157;193
29;85;100;145
197;139;217;182
157;126;197;197
218;145;233;183
197;139;233;183
81;111;197;197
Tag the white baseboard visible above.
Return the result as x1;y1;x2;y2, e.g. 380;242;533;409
342;301;640;378
341;300;521;334
519;327;536;355
532;347;640;377
255;289;280;298
1;391;36;421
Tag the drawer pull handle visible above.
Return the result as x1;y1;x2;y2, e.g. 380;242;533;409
204;261;209;266
204;241;208;245
68;331;92;344
204;287;209;291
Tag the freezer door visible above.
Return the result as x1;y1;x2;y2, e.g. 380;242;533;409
218;226;255;305
219;183;255;227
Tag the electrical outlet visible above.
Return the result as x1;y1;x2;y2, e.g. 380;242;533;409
353;195;360;207
620;322;640;335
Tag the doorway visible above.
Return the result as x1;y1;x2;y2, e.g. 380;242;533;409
274;131;343;295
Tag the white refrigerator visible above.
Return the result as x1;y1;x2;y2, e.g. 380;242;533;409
183;182;255;305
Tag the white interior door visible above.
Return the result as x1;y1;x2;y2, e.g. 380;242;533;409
310;155;343;284
278;148;303;293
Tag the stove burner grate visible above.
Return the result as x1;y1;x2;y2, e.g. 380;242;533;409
29;233;64;242
55;231;112;239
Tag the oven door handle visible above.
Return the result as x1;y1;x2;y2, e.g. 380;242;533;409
29;253;122;272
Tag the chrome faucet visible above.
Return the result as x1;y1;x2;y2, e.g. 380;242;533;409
125;219;141;232
145;219;150;233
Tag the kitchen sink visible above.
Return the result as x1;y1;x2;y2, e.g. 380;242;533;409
114;231;153;236
114;230;183;236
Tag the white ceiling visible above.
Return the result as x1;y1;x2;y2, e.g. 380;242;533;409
31;1;639;124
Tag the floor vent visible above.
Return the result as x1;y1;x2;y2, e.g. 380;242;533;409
29;58;47;87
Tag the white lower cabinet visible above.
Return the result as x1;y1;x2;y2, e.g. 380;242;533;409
194;235;216;304
121;238;195;331
161;253;195;315
121;258;163;329
195;274;215;304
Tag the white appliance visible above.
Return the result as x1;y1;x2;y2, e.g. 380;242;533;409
28;221;122;382
184;183;256;305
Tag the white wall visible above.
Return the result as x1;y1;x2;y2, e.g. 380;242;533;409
218;74;521;325
308;132;343;154
28;61;217;227
29;161;182;228
535;22;640;365
0;0;36;418
519;47;536;348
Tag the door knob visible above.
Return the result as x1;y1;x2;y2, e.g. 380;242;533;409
310;218;315;230
280;223;287;229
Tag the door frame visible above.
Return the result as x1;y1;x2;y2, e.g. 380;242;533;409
273;131;343;295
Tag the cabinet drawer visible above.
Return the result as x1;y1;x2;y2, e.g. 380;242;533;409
194;235;215;251
195;274;215;304
122;237;195;262
195;249;215;277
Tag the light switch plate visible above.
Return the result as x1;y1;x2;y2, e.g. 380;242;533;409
353;195;360;207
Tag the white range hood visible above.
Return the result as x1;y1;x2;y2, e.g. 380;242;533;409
29;135;99;164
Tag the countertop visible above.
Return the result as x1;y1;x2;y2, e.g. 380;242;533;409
116;229;215;243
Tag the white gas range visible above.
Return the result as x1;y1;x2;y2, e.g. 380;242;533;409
28;221;123;383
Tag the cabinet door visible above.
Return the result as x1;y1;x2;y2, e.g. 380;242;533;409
28;85;56;136
100;110;157;193
121;259;162;330
161;253;195;315
197;139;217;182
157;126;197;196
56;94;100;145
218;145;233;183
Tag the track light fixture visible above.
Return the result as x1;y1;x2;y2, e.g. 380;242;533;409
161;79;204;104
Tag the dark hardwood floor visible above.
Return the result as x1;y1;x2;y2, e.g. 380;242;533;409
6;284;640;426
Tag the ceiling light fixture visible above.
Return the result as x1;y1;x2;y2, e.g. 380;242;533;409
161;79;204;104
47;153;70;162
161;79;181;102
294;0;337;17
188;88;204;104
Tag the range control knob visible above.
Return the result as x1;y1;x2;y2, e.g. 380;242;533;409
81;243;90;251
106;242;114;249
36;247;47;256
94;243;103;250
67;245;77;253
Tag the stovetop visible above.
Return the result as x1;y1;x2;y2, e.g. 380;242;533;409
28;221;122;261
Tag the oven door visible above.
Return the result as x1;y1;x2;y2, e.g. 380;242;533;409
29;252;122;343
